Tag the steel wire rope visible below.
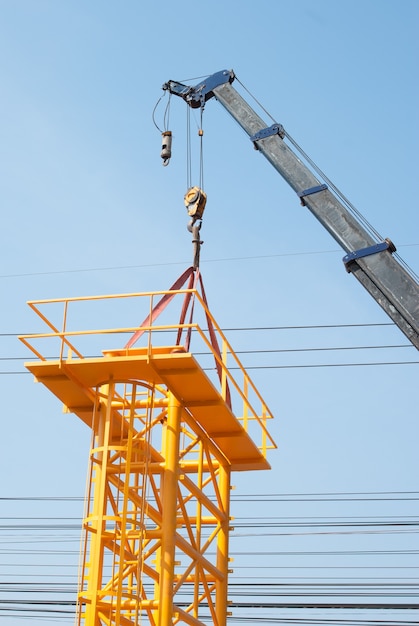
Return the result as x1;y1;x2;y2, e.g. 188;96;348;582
234;76;419;283
151;96;163;132
234;76;381;239
186;104;191;189
199;105;204;191
286;126;419;283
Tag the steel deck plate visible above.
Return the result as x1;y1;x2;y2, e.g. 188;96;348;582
25;346;269;471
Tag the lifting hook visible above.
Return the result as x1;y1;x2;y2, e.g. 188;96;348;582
184;187;207;269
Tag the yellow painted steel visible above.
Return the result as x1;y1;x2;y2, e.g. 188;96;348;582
159;392;181;625
20;286;276;625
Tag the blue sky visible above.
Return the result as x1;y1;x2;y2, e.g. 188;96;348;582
0;1;418;624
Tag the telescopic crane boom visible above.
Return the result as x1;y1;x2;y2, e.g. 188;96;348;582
163;70;419;349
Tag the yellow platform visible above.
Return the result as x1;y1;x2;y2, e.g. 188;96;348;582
26;346;270;471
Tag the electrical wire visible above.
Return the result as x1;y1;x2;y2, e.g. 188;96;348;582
3;328;418;372
6;490;418;501
0;244;417;279
0;343;413;359
0;322;397;338
3;361;418;375
1;324;417;374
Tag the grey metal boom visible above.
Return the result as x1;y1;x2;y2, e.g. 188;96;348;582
164;72;419;348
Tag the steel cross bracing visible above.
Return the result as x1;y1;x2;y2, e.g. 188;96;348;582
20;283;276;626
77;381;232;625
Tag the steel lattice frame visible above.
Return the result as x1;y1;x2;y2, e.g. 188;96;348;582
77;380;232;626
20;286;276;626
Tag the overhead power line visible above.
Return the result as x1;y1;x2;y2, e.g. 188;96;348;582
0;322;397;338
0;243;417;279
0;343;413;361
2;490;418;501
3;361;418;375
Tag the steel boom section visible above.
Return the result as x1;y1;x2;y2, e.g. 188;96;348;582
211;81;419;349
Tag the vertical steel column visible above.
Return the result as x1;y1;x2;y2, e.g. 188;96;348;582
84;381;114;625
159;391;182;626
216;462;231;626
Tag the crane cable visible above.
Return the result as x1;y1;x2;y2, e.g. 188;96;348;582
185;94;205;191
234;76;419;283
199;105;205;191
233;77;383;241
184;104;207;268
154;83;207;267
152;91;173;166
186;105;191;188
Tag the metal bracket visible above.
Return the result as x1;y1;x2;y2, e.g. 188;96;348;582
162;70;235;109
250;124;285;148
343;239;396;272
298;184;328;206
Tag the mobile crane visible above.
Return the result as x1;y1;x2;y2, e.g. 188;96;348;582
162;69;419;349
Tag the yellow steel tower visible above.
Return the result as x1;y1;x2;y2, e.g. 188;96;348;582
20;271;276;626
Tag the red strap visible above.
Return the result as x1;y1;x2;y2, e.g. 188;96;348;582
124;266;195;349
124;266;231;408
175;269;198;349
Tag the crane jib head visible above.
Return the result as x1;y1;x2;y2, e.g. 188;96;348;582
162;70;235;109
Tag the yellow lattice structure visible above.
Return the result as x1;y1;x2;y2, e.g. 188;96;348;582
20;279;276;625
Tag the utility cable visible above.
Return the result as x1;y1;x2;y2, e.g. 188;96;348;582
0;343;414;363
0;322;398;337
0;244;417;279
2;361;418;375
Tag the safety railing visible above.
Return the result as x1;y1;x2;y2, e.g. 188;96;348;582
19;288;277;458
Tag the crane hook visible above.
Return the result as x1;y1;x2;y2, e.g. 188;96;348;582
184;187;207;269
